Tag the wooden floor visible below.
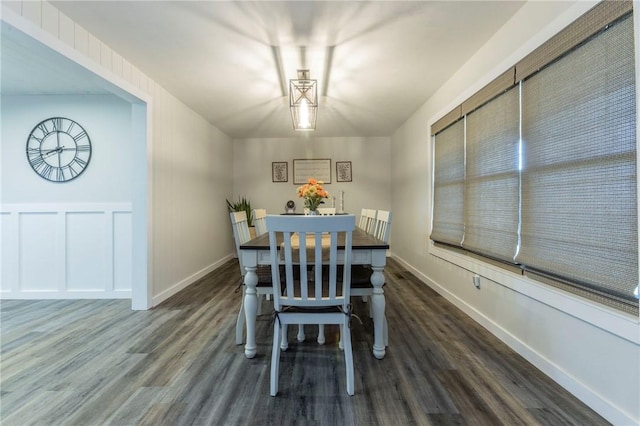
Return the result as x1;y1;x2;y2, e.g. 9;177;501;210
0;258;609;426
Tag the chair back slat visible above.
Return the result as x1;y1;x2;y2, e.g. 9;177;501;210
317;207;336;215
358;208;368;229
253;208;268;236
266;215;355;311
230;211;251;275
358;208;377;234
373;210;392;243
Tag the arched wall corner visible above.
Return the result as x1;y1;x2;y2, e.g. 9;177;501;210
1;6;153;310
131;102;151;310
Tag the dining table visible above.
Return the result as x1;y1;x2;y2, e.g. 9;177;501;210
239;226;390;360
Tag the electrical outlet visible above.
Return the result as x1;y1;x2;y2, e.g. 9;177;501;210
473;275;481;289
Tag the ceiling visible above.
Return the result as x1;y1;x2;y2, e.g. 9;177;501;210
2;1;527;138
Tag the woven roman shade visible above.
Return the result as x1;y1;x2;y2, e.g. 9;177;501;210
463;87;520;263
431;119;465;246
431;106;462;136
461;68;516;116
515;0;632;82
516;13;638;311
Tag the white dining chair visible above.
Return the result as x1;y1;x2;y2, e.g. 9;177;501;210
252;208;271;305
317;207;336;215
230;211;273;345
358;208;377;234
253;208;268;236
357;208;368;229
266;214;356;396
350;210;392;346
303;205;335;344
372;210;392;243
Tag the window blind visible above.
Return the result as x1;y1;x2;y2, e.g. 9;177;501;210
432;106;462;136
516;14;637;310
431;119;465;246
515;0;632;82
463;87;520;263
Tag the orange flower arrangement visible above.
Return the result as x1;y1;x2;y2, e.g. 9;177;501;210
297;178;329;212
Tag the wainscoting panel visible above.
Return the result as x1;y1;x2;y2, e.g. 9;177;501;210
66;211;108;291
0;204;132;299
20;212;59;292
113;211;133;292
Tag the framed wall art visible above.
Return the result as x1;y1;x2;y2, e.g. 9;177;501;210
272;162;288;182
293;159;331;184
336;161;352;182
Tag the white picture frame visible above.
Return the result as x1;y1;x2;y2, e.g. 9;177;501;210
293;159;331;184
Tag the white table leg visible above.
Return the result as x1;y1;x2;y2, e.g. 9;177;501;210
243;263;258;359
297;325;306;342
235;285;245;345
370;250;386;359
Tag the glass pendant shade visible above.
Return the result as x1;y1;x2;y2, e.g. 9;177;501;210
290;69;318;131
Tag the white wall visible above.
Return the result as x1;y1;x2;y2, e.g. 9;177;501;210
2;95;133;202
232;136;391;220
390;1;639;425
1;1;235;307
151;89;234;305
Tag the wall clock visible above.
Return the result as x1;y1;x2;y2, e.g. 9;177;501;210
26;117;92;183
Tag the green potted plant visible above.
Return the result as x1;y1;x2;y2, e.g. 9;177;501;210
226;196;253;227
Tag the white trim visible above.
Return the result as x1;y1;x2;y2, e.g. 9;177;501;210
0;290;131;299
1;203;133;213
429;244;639;344
131;102;152;310
0;5;149;103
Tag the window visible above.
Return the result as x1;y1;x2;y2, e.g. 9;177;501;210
432;119;464;247
463;86;520;263
431;1;638;315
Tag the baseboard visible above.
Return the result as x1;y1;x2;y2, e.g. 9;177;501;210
0;290;131;299
390;255;637;426
151;254;234;307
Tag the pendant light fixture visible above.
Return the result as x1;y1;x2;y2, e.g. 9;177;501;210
289;69;317;131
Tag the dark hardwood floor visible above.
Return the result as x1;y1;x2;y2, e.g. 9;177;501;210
0;258;609;425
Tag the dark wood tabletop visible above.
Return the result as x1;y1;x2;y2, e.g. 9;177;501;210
240;227;389;250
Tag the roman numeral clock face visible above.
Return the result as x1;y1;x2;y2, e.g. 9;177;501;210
26;117;92;182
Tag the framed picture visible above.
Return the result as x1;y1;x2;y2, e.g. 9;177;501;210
336;161;352;182
272;162;288;182
293;159;331;184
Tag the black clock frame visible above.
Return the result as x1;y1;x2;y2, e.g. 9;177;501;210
26;117;92;183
